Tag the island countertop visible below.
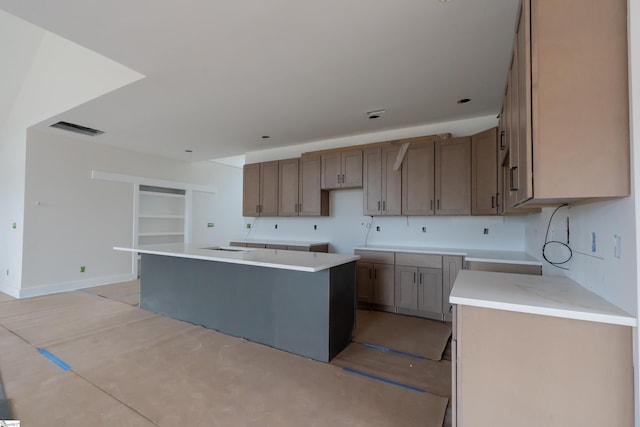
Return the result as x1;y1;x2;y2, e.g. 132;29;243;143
114;243;359;273
450;270;636;326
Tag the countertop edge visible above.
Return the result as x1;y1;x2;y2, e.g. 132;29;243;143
449;296;637;327
114;246;359;272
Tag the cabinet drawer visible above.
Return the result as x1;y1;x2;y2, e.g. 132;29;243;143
465;261;541;275
396;252;442;268
355;250;395;265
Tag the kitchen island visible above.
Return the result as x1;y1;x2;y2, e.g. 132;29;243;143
114;243;359;362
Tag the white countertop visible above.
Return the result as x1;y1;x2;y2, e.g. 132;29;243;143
450;270;636;326
114;243;358;273
231;239;329;247
354;245;542;266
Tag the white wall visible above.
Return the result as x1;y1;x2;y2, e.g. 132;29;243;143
20;129;244;297
245;115;498;163
0;11;143;297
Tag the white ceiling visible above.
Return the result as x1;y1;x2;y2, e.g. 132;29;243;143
0;0;520;162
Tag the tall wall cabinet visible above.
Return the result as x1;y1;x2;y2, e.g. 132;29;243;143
503;0;629;207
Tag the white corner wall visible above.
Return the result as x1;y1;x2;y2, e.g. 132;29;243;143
21;129;244;297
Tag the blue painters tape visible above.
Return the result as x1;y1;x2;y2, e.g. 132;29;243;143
361;342;426;360
342;367;425;393
38;348;71;371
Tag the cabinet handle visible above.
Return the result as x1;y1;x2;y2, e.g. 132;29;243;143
500;130;506;150
495;193;500;208
382;201;386;211
419;273;423;284
413;272;416;283
430;200;433;210
342;174;345;184
374;268;377;279
509;166;519;191
377;201;381;211
437;199;440;210
491;196;495;209
449;305;453;313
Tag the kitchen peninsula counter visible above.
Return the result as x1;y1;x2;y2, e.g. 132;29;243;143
114;243;358;362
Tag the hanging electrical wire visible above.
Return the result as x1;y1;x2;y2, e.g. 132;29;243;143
542;204;572;270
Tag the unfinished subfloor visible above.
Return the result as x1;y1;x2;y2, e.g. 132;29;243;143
0;282;451;426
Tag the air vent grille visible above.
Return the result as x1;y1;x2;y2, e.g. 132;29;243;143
50;121;104;136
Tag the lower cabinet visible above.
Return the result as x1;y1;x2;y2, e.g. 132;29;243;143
356;249;458;321
355;250;395;309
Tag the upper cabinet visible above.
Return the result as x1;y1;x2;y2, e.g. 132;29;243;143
321;149;363;190
471;128;498;215
278;158;300;216
242;161;278;217
435;137;471;216
298;155;329;216
363;145;402;216
504;0;629;207
402;139;436;216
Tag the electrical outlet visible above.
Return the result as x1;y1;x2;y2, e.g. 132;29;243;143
11;223;16;229
80;266;86;273
376;226;381;232
274;224;278;229
614;235;621;258
207;223;214;228
483;228;489;235
246;224;251;229
313;225;317;230
422;227;426;233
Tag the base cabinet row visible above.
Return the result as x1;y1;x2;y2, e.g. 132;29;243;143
355;249;462;321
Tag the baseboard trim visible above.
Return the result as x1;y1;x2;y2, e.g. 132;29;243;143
0;283;21;299
18;274;137;299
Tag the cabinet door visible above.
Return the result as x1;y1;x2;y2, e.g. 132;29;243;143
381;145;402;215
242;163;261;216
278;158;299;217
363;148;382;215
320;152;341;190
342;149;363;188
471;128;498;215
418;267;443;314
516;2;533;205
372;263;395;307
299;155;329;216
442;256;463;320
260;161;279;216
402;142;435;216
395;266;418;310
435;138;471;215
356;262;374;303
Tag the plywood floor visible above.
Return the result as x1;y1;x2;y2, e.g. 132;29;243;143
0;283;450;427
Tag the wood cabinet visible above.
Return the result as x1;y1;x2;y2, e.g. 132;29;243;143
299;155;329;216
363;145;402;216
435;138;471;215
278;156;329;217
442;255;462;322
453;305;633;427
395;252;443;320
278;158;300;216
354;250;395;308
321;149;363;190
242;161;278;217
402;140;435;216
503;0;629;207
471;128;498;215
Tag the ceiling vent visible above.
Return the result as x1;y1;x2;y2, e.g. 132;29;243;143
50;121;104;136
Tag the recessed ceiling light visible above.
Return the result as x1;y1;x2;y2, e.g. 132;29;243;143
261;135;270;139
457;98;471;104
366;109;386;120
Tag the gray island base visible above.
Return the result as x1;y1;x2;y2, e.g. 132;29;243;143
140;253;356;362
